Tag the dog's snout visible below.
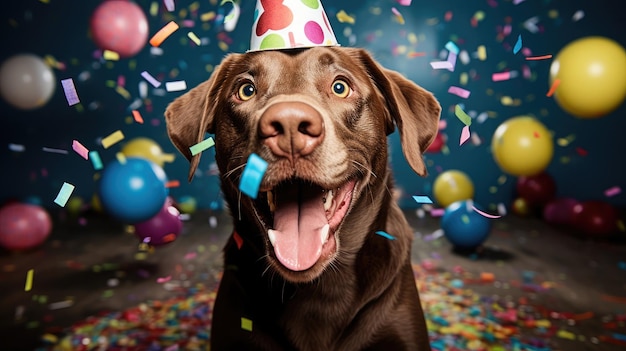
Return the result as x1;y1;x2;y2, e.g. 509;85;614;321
259;101;324;160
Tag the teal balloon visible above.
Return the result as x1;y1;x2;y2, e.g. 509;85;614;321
441;200;491;249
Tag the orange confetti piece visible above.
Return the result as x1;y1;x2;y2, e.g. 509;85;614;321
480;272;495;282
165;180;180;188
149;21;179;47
546;78;560;97
132;110;144;124
525;54;553;60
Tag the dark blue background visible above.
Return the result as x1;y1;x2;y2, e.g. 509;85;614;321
1;0;624;213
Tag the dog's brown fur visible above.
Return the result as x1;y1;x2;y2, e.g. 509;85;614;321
165;47;440;350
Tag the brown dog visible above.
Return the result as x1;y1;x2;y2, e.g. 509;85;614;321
165;47;440;350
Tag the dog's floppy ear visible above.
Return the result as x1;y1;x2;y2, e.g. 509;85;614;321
164;55;237;181
356;49;441;176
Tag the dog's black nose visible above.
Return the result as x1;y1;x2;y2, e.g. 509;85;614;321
259;101;324;161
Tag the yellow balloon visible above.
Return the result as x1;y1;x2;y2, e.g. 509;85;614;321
550;36;626;118
491;116;553;176
433;170;474;208
120;137;175;167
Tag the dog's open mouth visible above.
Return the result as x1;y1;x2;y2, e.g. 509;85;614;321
260;178;356;272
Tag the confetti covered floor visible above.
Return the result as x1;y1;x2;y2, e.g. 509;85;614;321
2;209;626;351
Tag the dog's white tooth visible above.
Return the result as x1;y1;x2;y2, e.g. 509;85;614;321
268;229;277;247
320;224;330;244
323;189;333;211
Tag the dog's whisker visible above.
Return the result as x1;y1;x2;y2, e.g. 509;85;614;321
223;162;247;180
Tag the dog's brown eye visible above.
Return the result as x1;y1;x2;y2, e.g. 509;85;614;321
332;79;350;98
238;83;256;101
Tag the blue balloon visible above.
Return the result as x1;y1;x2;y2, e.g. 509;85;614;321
99;157;168;223
441;200;492;249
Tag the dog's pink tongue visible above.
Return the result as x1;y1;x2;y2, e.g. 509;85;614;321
270;184;327;271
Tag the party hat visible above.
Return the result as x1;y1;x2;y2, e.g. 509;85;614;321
249;0;339;52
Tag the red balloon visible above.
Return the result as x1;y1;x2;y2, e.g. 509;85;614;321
572;200;618;236
426;132;445;153
516;171;556;206
543;197;580;225
133;201;182;247
0;203;52;251
90;1;149;58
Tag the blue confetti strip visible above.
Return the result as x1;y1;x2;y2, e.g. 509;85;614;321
412;195;433;204
54;182;75;207
239;153;268;199
89;150;103;170
375;231;396;240
513;34;522;54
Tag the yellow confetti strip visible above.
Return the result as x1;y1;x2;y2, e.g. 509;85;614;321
25;269;34;291
336;10;355;24
477;45;487;61
201;11;216;21
241;317;253;331
187;32;201;45
115;86;131;100
103;50;120;61
101;130;125;149
150;2;159;16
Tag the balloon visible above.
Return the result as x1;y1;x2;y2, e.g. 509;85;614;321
90;1;149;58
516;171;556;206
98;157;169;223
433;170;474;208
543;197;580;225
572;200;618;237
0;203;52;251
0;54;55;110
121;137;175;168
511;197;531;216
426;132;445;153
491;116;554;176
550;37;626;118
133;202;182;246
441;200;492;250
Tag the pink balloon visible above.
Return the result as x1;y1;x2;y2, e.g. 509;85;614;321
90;1;149;58
133;202;182;246
0;203;52;251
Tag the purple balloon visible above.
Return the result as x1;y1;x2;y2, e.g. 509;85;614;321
133;202;182;246
542;197;580;225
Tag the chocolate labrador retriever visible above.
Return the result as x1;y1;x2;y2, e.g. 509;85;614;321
165;46;440;350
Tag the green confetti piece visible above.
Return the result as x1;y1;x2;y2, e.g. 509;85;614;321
241;317;253;332
89;150;103;170
190;137;215;156
454;104;472;126
54;182;75;207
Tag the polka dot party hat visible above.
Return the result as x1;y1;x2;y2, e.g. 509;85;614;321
249;0;339;52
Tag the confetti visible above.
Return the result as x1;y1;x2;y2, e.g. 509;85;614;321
101;130;125;149
445;41;460;55
157;276;172;284
605;186;622;197
42;147;68;154
149;21;179;47
49;300;74;310
430;61;454;70
397;0;412;5
472;205;502;218
546;78;560;97
525;54;553;60
492;71;513;82
61;78;80;106
391;7;404;24
241;317;253;332
233;231;244;249
239;153;268;199
513;34;522;54
460;125;471;145
476;45;487;60
140;70;162;88
132;110;144;124
447;86;471;98
164;0;175;12
336;10;355;24
54;182;75;207
413;195;433;204
165;180;180;188
375;230;396;240
103;50;119;61
25;269;34;291
9;143;25;152
165;80;187;92
190;137;215;156
89;151;103;170
454;104;472;126
572;10;585;22
187;31;201;45
116;152;127;164
72;140;89;160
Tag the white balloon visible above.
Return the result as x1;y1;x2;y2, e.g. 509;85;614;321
0;54;56;110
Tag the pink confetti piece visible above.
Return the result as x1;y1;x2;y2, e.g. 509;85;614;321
430;208;445;217
472;205;502;219
492;71;512;82
184;252;197;260
141;70;162;88
397;0;412;5
61;78;80;106
156;276;172;284
605;186;622;197
460;125;471;145
448;86;471;98
72;140;89;160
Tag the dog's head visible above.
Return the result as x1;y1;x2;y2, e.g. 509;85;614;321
165;47;440;283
